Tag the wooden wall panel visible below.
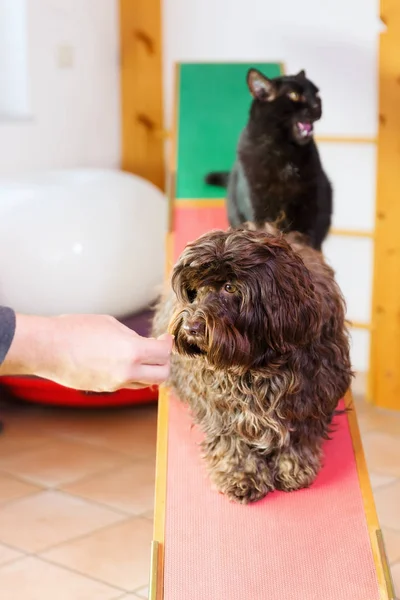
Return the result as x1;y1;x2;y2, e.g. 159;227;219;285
119;0;165;190
369;2;400;409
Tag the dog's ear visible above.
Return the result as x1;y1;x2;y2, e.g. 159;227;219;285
256;248;322;354
247;69;276;102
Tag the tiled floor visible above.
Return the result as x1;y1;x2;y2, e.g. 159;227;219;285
0;394;156;600
0;376;399;599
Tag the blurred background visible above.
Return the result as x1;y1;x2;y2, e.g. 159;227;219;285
0;1;399;599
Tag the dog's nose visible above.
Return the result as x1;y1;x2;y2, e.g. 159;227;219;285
183;320;202;336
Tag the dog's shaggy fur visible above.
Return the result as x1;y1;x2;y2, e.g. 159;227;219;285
152;225;353;504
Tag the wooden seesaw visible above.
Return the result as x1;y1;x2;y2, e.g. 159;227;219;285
149;62;394;600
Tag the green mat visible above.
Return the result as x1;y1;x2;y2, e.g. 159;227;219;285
176;62;283;200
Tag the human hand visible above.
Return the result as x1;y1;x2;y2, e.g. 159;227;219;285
1;313;173;392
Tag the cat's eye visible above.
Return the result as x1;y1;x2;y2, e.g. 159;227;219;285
287;91;301;102
224;283;237;293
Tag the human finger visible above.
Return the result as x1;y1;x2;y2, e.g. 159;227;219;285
135;334;173;365
129;363;170;385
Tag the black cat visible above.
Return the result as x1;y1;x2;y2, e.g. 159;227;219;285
205;68;332;251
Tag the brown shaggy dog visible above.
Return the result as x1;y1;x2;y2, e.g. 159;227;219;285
152;224;353;504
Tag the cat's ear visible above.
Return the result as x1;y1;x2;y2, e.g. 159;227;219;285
247;69;276;101
296;69;306;79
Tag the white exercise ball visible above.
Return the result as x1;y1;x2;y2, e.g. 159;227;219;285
0;168;167;317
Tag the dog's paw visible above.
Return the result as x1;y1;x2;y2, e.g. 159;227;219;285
273;454;319;492
220;472;271;505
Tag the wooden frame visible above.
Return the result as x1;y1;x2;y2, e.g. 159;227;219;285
368;0;400;409
149;62;180;600
149;386;169;600
346;392;395;598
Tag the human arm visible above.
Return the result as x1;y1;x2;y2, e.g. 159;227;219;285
0;311;172;391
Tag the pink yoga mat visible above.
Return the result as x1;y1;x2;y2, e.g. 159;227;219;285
173;205;228;261
163;395;380;600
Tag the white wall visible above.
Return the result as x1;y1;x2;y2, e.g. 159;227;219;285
163;0;381;372
0;0;120;175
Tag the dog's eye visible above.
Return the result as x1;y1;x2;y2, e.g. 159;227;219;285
287;91;301;102
187;289;197;302
224;283;237;294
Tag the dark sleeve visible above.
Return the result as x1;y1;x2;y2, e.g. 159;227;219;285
0;306;16;365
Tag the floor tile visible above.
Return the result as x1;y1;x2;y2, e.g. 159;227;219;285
91;422;157;459
0;402;62;437
358;408;400;437
373;480;400;531
0;472;41;504
390;562;400;599
362;431;400;477
382;529;400;564
0;403;90;437
135;585;149;598
0;543;23;566
0;556;118;600
0;421;51;457
53;406;158;459
357;411;380;435
62;460;155;515
43;517;153;591
369;472;398;491
0;490;125;552
0;438;129;487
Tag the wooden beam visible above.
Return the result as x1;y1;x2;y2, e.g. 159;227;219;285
349;321;373;332
369;1;400;410
316;136;376;144
345;392;395;598
150;387;169;599
119;0;165;190
329;228;374;239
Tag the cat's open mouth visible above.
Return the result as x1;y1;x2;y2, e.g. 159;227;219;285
293;121;314;144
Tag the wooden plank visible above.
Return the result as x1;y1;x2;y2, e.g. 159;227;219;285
330;228;374;239
151;387;169;600
150;230;175;599
316;136;376;144
346;391;395;598
167;65;180;233
119;0;165;190
349;321;373;332
369;2;400;409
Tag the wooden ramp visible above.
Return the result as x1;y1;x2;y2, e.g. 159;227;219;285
150;62;394;600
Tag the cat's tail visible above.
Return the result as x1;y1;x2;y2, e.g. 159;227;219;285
204;171;230;188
